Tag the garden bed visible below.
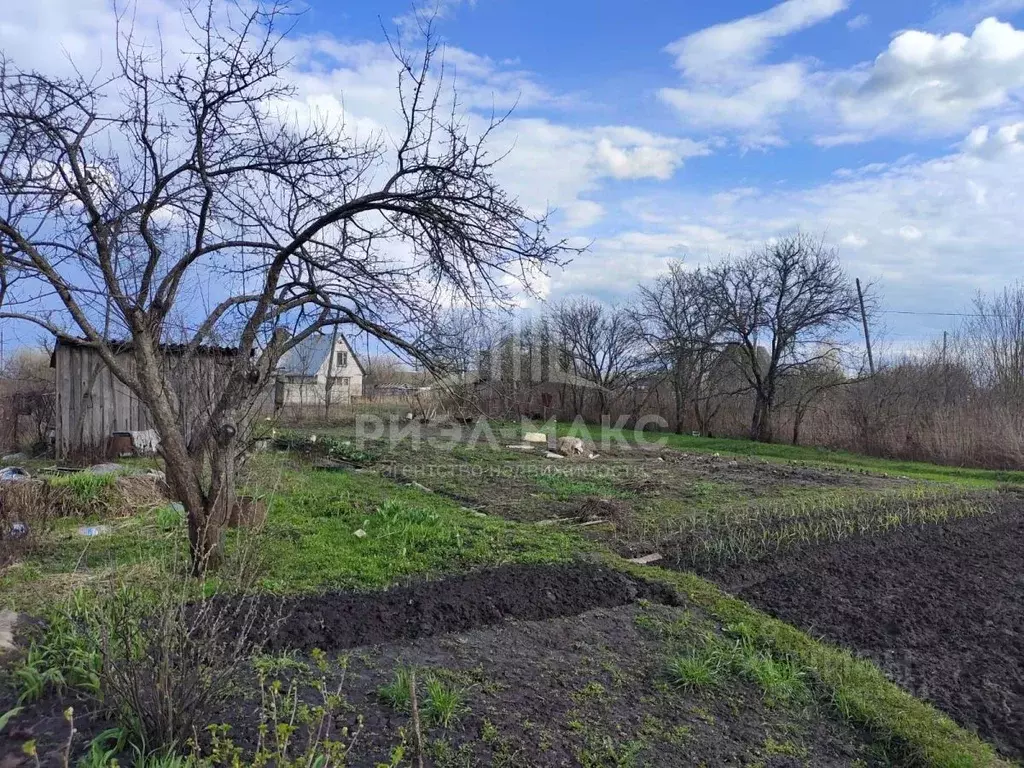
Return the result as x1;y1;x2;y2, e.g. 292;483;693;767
3;563;886;767
711;502;1024;761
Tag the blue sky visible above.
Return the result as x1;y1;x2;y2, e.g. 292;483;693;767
4;0;1024;353
288;0;1024;347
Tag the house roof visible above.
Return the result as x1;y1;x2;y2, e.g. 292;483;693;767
277;333;365;376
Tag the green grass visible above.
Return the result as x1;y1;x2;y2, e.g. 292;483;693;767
614;554;1011;768
553;423;1024;487
532;472;631;501
424;677;468;728
255;463;587;592
665;649;724;691
0;455;589;606
379;668;468;728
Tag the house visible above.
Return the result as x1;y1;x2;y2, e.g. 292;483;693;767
275;333;364;408
50;337;271;460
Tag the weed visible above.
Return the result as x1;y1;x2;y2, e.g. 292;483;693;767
576;733;645;768
480;719;499;744
48;472;118;505
378;667;413;712
665;648;724;691
737;651;810;707
155;504;184;531
252;651;311;678
423;677;467;728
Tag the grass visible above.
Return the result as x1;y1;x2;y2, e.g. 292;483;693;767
255;460;587;592
665;649;724;691
553;422;1024;487
0;454;589;605
423;677;468;728
1;436;1014;766
379;668;468;728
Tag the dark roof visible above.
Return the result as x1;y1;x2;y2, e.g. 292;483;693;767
51;336;243;366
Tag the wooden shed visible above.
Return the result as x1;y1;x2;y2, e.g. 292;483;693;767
50;338;267;460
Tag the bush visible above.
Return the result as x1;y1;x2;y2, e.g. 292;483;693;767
8;547;275;756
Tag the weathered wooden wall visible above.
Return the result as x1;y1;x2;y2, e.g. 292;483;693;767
54;342;272;460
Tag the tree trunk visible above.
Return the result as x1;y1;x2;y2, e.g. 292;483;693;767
673;371;687;434
191;432;236;576
750;392;774;442
791;407;804;446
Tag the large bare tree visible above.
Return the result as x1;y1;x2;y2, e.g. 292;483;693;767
705;234;861;442
0;3;569;573
549;297;642;417
634;261;725;434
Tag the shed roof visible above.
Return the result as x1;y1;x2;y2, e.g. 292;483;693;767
50;336;242;367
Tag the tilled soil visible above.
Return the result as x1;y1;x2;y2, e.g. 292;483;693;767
218;602;881;767
2;562;883;767
252;562;681;651
713;506;1024;761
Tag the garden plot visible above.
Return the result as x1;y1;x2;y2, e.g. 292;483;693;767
0;442;1012;766
368;440;993;572
4;563;887;767
712;503;1024;762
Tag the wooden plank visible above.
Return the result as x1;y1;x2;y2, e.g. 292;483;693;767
627;553;663;565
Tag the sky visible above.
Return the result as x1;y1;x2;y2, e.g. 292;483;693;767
3;0;1024;352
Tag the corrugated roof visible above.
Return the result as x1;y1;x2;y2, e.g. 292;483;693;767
54;336;241;356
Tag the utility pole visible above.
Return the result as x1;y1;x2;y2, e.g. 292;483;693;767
856;278;874;376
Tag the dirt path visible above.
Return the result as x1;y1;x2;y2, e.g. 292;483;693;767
713;506;1024;761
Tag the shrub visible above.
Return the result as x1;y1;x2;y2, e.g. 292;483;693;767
8;546;275;756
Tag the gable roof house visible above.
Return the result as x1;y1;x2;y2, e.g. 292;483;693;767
275;333;364;409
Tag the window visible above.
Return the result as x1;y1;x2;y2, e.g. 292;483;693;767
336;351;348;368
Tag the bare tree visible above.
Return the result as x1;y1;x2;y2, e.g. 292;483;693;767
634;261;725;433
705;234;862;442
363;354;408;398
963;282;1024;396
549;297;642;417
0;4;570;573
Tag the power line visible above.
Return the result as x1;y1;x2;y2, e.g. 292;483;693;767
881;309;999;318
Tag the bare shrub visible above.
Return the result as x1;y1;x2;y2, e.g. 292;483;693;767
11;541;277;755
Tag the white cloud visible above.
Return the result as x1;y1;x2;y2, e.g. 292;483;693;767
658;3;1024;145
963;120;1024;155
554;130;1024;316
562;200;606;230
833;18;1024;136
846;13;870;30
488;120;709;219
658;0;848;142
814;131;868;146
665;0;848;76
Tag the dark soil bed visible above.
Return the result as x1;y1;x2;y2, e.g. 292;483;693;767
2;562;886;767
252;561;680;651
216;602;883;767
711;506;1024;761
